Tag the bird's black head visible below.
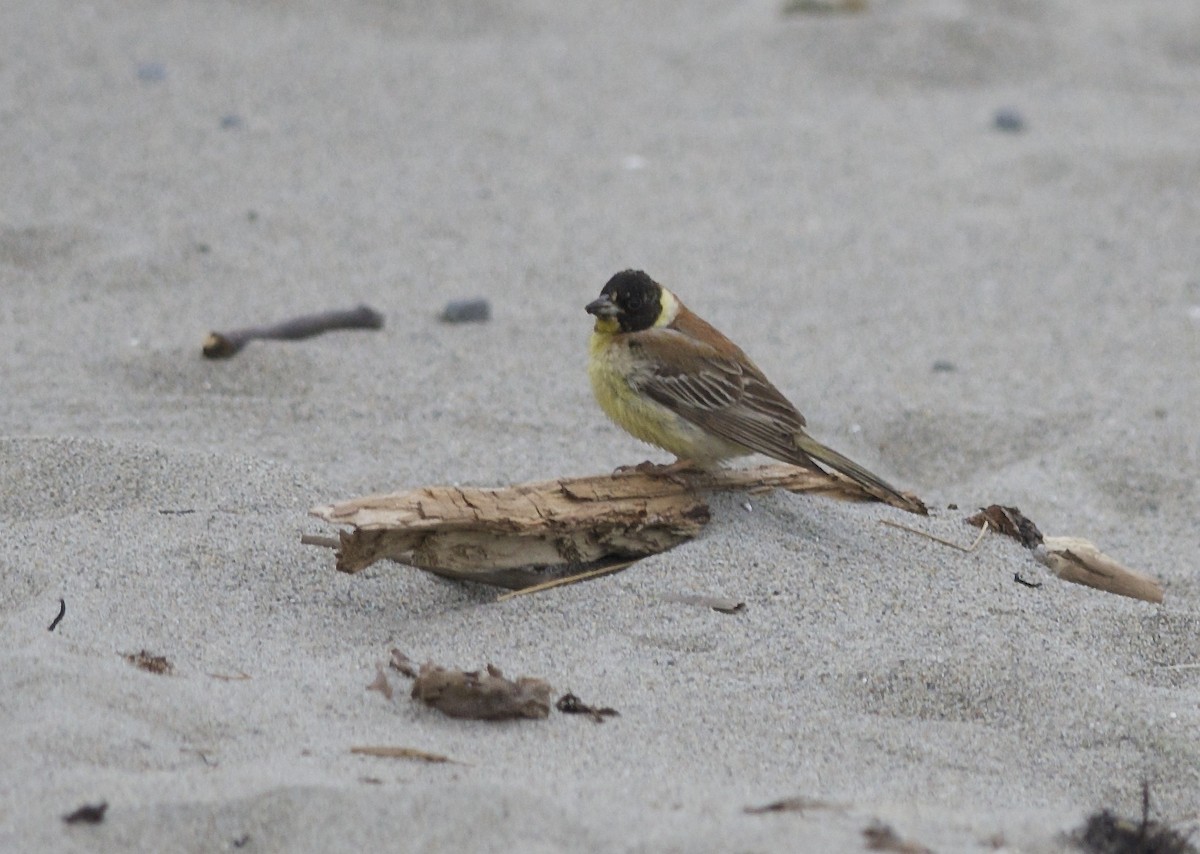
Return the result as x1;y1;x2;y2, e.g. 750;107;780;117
585;269;663;333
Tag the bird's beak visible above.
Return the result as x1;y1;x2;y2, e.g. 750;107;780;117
586;294;621;318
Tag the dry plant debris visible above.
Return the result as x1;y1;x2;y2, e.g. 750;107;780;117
964;505;1164;603
389;649;419;678
439;298;491;323
966;505;1043;548
62;802;108;825
411;663;551;720
202;304;383;359
48;598;65;631
381;651;551;721
662;592;747;613
863;820;933;853
744;796;842;815
207;671;251;681
783;0;867;12
350;746;459;764
1072;782;1196;854
307;463;924;590
1036;536;1163;604
123;650;173;675
366;666;394;700
555;692;619;723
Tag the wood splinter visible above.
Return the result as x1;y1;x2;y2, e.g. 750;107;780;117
202;304;384;359
305;463;924;590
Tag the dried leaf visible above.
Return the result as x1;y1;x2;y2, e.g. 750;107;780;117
411;661;551;720
1037;537;1164;604
965;505;1043;548
123;650;173;675
555;692;619;723
366;666;394;701
389;649;418;679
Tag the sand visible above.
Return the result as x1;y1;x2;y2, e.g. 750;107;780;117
2;1;1199;851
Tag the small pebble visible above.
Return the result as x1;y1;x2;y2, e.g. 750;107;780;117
136;61;167;82
439;298;491;324
993;108;1025;133
931;360;956;373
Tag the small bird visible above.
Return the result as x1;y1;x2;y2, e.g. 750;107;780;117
586;269;920;512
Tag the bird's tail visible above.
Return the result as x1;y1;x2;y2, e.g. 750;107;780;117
794;432;925;514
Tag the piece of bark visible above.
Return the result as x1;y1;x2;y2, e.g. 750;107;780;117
1036;537;1164;604
307;464;925;588
410;662;551;720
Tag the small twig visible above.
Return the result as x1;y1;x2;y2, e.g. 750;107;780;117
661;593;746;614
48;598;66;631
350;746;463;764
202;304;384;359
880;519;988;552
300;534;341;549
1013;573;1042;589
495;559;642;602
744;796;843;815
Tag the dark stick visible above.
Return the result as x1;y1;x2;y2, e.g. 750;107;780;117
203;304;384;359
49;598;66;631
1013;573;1042;589
63;802;107;824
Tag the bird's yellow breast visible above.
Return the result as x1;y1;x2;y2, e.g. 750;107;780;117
588;326;743;463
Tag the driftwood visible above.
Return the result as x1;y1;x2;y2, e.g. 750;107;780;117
1036;536;1164;604
306;464;922;589
964;505;1163;603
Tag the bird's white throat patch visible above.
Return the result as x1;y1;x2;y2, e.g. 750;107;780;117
654;288;680;327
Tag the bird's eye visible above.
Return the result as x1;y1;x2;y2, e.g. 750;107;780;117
626;295;641;310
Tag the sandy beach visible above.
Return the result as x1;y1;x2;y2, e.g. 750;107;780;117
2;1;1199;851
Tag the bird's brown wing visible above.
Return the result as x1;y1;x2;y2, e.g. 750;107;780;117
626;328;819;469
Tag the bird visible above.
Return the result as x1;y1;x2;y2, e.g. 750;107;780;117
585;269;921;513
